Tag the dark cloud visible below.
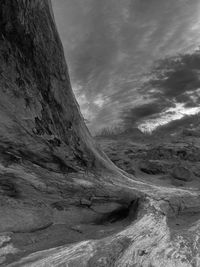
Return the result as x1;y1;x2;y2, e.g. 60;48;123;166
119;50;200;130
121;101;173;129
146;50;200;106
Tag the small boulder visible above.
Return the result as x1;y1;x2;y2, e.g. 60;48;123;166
139;160;165;175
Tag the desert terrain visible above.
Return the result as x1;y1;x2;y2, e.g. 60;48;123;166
0;1;200;266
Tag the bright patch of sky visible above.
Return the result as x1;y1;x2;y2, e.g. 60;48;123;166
139;103;200;132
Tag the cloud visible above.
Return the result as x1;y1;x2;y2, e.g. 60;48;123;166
120;101;174;129
152;110;200;135
145;50;200;105
52;0;200;131
120;50;200;131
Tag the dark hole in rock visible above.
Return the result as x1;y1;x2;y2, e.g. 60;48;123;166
138;249;148;256
94;198;139;225
140;168;162;175
68;121;72;130
48;137;61;147
176;150;187;159
51;201;65;211
139;160;165;175
0;177;19;198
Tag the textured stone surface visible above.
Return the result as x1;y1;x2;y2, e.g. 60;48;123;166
0;1;200;266
171;166;193;182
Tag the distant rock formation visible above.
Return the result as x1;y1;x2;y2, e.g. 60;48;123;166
0;1;200;267
122;127;144;138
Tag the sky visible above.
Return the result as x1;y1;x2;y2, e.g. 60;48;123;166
52;0;200;133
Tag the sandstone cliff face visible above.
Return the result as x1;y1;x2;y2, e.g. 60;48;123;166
0;0;107;173
0;1;200;266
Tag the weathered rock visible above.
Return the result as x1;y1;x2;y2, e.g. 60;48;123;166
139;160;166;175
0;1;200;267
146;143;200;162
172;166;193;182
181;129;200;137
0;200;52;233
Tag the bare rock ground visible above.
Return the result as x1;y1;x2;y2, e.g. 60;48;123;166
96;134;200;190
1;133;200;266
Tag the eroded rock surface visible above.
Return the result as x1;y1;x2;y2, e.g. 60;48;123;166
0;1;200;266
98;136;200;189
